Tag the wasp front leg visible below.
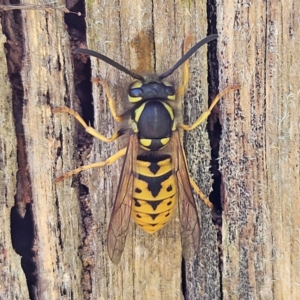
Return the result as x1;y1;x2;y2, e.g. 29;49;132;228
179;85;240;208
92;77;122;123
179;85;240;131
53;106;124;143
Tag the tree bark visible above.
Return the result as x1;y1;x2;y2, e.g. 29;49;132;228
0;0;299;299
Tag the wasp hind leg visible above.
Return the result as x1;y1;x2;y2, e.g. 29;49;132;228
55;147;127;182
189;177;213;209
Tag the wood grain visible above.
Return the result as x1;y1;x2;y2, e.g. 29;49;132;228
1;0;299;299
0;20;30;299
218;0;300;299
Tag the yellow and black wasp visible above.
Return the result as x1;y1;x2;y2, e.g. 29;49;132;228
54;34;238;264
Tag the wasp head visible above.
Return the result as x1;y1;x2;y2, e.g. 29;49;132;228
128;79;175;103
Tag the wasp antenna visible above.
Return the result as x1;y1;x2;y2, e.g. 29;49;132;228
158;34;218;80
74;48;144;81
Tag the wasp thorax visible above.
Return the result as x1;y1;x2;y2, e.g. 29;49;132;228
128;80;175;103
131;98;175;151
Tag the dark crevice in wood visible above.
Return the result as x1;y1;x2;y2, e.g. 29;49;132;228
181;258;187;299
65;0;86;32
11;205;37;299
1;3;38;299
64;1;94;298
207;0;221;214
207;0;223;299
65;0;94;128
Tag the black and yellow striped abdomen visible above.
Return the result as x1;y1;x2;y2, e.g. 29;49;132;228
131;155;176;233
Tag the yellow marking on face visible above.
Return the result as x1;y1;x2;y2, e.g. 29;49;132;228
131;80;143;88
128;96;142;103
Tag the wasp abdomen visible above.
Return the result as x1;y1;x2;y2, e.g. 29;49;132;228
132;155;176;233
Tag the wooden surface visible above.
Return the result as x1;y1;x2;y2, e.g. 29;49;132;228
1;1;84;299
0;0;299;299
218;0;300;299
0;23;29;299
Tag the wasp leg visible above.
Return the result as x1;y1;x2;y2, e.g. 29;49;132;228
189;176;214;209
92;77;122;122
179;85;240;131
53;107;123;143
176;35;193;99
55;147;127;182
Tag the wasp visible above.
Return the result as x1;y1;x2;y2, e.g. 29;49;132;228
54;34;238;264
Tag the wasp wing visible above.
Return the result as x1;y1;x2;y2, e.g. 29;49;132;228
172;130;201;260
107;134;138;264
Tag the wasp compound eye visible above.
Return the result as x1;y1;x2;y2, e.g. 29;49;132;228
129;88;143;98
165;86;175;96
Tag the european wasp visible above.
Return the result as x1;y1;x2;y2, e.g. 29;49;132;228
54;34;239;264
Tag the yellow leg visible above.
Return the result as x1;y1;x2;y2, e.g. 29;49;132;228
92;77;122;122
189;177;214;209
179;85;240;131
55;147;127;182
176;35;193;100
53;107;122;143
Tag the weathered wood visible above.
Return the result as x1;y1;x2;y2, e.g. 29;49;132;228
218;0;300;299
1;1;84;298
20;6;84;299
2;0;298;299
0;24;29;299
0;0;223;299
